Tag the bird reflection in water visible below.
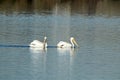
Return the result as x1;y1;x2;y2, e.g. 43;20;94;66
29;47;47;80
29;47;47;54
57;48;75;56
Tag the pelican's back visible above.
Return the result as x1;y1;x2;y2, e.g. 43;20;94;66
57;41;72;48
29;40;43;48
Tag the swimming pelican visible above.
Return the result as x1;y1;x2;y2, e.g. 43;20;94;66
29;37;47;49
57;37;79;48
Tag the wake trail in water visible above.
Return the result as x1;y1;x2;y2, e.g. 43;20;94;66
0;44;57;48
0;44;29;48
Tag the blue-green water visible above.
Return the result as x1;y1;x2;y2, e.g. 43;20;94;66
0;0;120;80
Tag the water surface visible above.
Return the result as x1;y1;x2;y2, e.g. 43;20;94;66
0;0;120;80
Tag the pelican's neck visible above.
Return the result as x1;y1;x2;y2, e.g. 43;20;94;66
43;37;47;49
70;39;74;48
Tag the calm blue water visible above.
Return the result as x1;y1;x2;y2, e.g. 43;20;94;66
0;1;120;80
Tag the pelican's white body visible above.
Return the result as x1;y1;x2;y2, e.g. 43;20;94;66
29;40;47;48
57;37;78;48
29;37;47;48
57;41;72;48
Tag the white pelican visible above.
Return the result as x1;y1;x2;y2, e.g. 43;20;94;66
29;37;47;49
57;37;79;48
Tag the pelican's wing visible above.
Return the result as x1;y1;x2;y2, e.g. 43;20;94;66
57;41;71;48
30;40;43;48
57;41;64;47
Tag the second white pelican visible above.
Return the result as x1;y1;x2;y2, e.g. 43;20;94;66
29;37;47;49
57;37;79;48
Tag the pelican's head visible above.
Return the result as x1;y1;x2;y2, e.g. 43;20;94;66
70;37;79;47
44;36;47;39
44;36;47;43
